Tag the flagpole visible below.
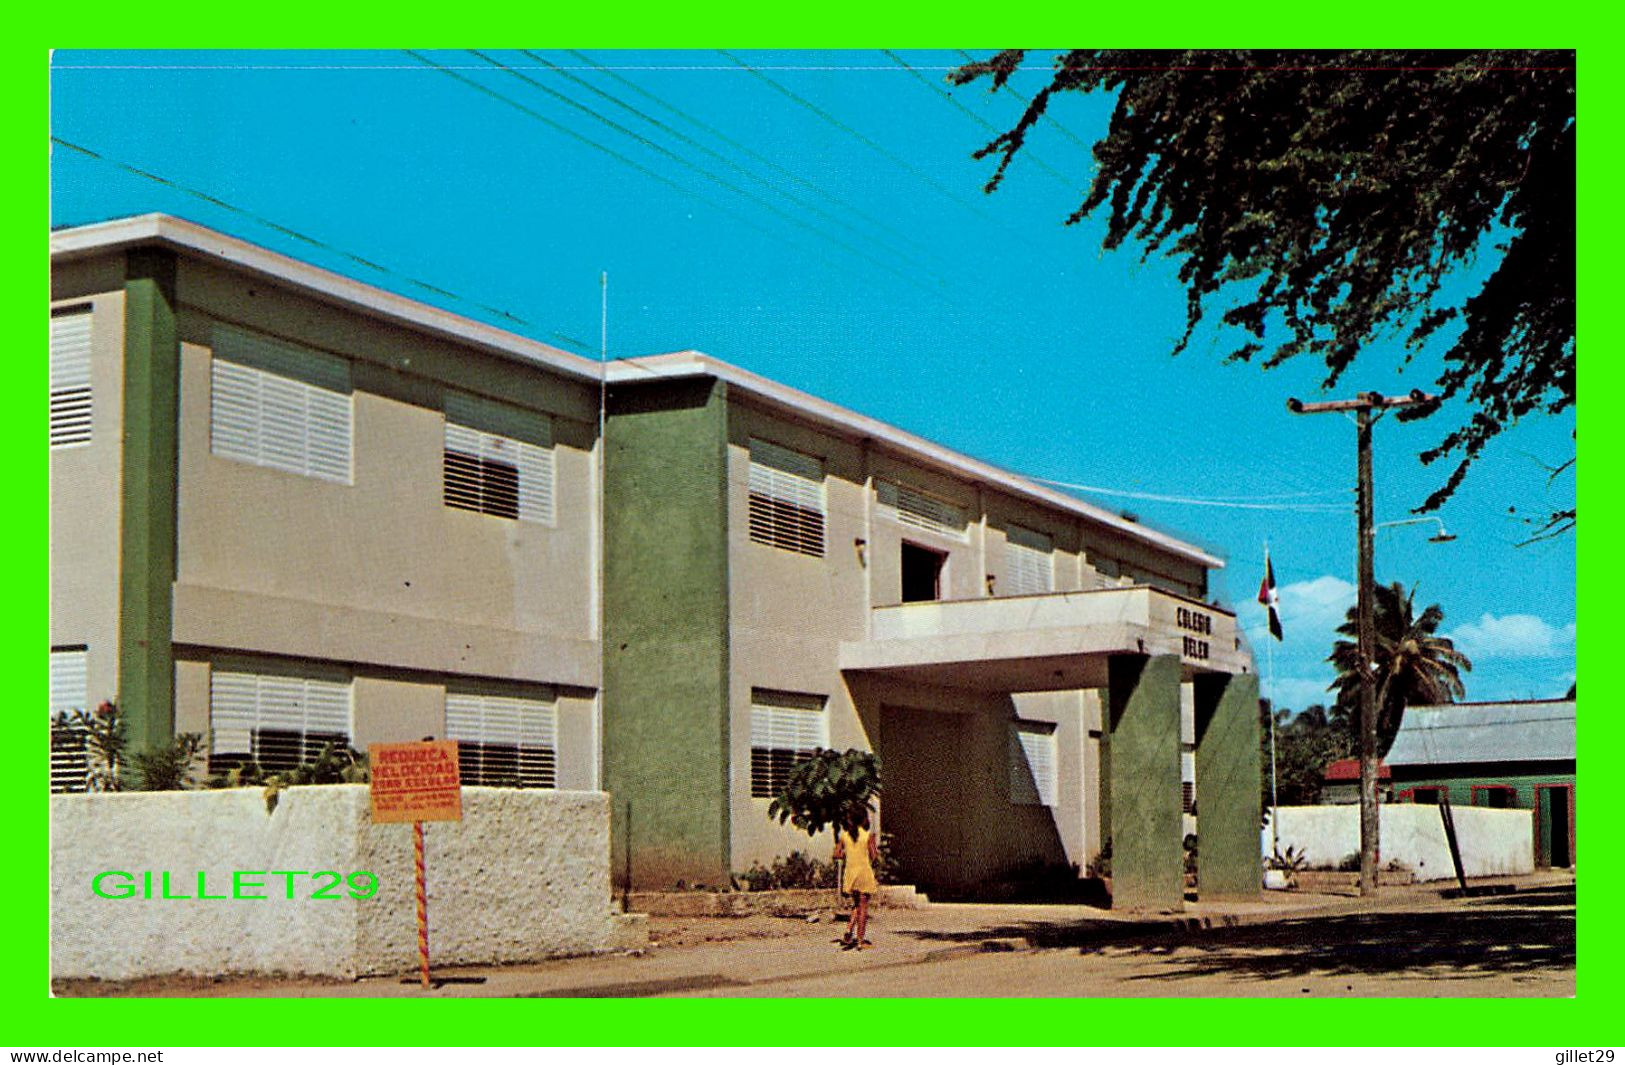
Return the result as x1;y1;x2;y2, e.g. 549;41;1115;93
1264;541;1280;859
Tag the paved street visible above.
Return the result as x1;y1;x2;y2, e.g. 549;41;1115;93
55;873;1574;999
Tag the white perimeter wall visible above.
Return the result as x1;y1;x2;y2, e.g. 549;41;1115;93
1265;804;1533;882
52;785;639;980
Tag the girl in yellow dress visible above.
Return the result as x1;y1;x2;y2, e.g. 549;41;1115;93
833;806;880;950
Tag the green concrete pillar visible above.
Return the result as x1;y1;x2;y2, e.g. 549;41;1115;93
1194;671;1262;899
118;248;180;759
1107;653;1184;910
602;378;731;890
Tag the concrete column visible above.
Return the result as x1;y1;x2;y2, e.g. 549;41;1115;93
1194;671;1262;899
1106;653;1184;910
602;377;731;890
118;248;180;759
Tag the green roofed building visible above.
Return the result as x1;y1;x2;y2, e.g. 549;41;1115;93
51;214;1262;908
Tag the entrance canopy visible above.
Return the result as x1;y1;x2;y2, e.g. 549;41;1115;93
838;586;1249;693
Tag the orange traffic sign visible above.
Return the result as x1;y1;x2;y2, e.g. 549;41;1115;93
369;740;463;823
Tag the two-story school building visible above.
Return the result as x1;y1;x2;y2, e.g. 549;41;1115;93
50;214;1261;909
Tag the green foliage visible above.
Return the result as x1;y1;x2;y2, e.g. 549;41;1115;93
1086;837;1112;879
206;743;370;814
1261;699;1357;808
1183;833;1199;876
735;851;839;891
766;748;881;838
130;733;205;791
953;50;1574;522
52;704;126;792
1328;581;1472;757
872;830;899;886
1267;845;1309;872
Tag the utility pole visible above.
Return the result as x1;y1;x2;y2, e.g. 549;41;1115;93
1287;389;1433;896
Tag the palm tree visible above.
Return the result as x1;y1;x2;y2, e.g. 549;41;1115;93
1328;581;1472;758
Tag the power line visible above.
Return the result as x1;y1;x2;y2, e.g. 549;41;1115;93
469;50;950;295
717;50;1037;245
520;50;953;288
50;135;595;353
563;49;950;269
881;50;1079;194
1031;474;1347;512
413;50;948;304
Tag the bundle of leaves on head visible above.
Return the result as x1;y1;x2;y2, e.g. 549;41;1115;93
766;748;881;837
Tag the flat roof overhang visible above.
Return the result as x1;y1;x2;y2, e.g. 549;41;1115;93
838;587;1251;694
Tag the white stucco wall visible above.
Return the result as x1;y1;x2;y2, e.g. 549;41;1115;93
1266;804;1534;881
52;785;637;981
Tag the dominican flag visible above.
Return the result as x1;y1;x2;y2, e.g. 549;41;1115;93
1257;553;1283;641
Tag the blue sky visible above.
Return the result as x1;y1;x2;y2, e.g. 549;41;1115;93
49;49;1577;709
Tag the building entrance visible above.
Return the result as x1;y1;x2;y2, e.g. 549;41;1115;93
879;705;964;892
1536;784;1573;868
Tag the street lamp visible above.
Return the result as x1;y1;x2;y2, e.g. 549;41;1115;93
1287;389;1436;897
1378;516;1457;544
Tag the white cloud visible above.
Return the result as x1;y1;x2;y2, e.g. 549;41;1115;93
1448;614;1576;659
1278;576;1356;623
1241;574;1354;645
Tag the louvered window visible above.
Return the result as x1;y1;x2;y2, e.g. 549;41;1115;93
1010;722;1058;807
879;481;967;540
749;690;827;797
208;667;352;773
50;648;90;793
210;326;352;483
445;689;557;788
1005;525;1055;596
748;439;825;557
443;393;554;524
1182;749;1196;814
50;311;93;448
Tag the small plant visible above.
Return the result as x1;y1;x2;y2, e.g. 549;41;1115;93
735;851;838;891
1336;851;1362;872
52;702;127;791
131;732;206;791
1266;845;1309;873
873;830;899;885
206;742;369;812
1183;833;1199;876
1086;838;1112;880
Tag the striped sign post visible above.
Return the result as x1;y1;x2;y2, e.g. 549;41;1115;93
370;740;463;990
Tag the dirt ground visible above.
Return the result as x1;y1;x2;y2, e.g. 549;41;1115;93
52;873;1576;999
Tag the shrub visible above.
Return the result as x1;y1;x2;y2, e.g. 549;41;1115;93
735;851;838;891
131;733;206;791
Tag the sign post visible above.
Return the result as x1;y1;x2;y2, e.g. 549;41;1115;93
369;740;462;990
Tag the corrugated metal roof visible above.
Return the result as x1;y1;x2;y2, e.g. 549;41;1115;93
1385;700;1575;767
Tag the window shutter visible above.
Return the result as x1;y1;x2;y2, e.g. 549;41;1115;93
1005;525;1055;596
210;326;352;483
49;647;88;716
747;439;826;556
749;690;827;797
444;394;555;525
1010;723;1058;807
209;668;353;771
50;648;92;793
49;312;93;448
445;690;557;788
879;481;967;540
